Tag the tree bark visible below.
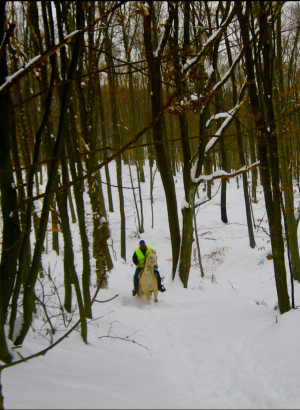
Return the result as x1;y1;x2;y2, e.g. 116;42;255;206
235;1;290;313
102;4;126;260
274;6;300;281
143;1;181;277
0;0;20;363
224;31;255;248
14;1;86;346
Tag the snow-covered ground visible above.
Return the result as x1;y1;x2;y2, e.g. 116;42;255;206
3;161;300;409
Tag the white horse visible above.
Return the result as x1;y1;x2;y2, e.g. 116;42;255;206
137;251;159;302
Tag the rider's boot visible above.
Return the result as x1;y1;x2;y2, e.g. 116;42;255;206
155;272;166;292
132;283;138;296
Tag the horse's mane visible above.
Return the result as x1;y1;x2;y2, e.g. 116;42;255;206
144;250;157;266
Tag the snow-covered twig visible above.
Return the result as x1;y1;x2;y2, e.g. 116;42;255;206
182;4;237;75
0;1;127;97
192;161;260;185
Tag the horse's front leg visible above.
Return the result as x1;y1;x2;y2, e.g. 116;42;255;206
144;289;151;301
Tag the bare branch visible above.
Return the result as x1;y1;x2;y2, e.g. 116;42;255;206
194;161;261;186
98;335;152;355
0;1;128;97
0;289;119;371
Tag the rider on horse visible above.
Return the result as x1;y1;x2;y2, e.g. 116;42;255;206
132;240;166;296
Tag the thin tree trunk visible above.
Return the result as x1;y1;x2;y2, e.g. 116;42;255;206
74;73;112;285
194;205;204;277
14;1;85;346
136;162;144;233
97;80;114;213
0;1;20;363
102;5;126;260
143;2;181;277
56;163;87;343
149;160;156;229
274;8;300;281
224;31;255;248
236;1;290;314
220;140;229;224
66;108;92;317
129;164;143;234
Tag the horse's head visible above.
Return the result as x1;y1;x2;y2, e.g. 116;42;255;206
146;252;158;270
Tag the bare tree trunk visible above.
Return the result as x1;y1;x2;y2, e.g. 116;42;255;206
0;1;20;363
102;5;126;260
236;1;290;314
14;1;85;346
216;90;229;224
97;80;114;212
274;6;300;281
66;108;92;317
143;1;181;277
56;165;87;343
224;31;255;248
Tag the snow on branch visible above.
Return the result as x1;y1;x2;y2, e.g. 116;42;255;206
0;1;127;97
206;111;230;128
204;100;244;154
0;55;41;94
212;49;244;92
154;3;175;58
0;30;79;96
192;161;260;185
182;4;237;74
